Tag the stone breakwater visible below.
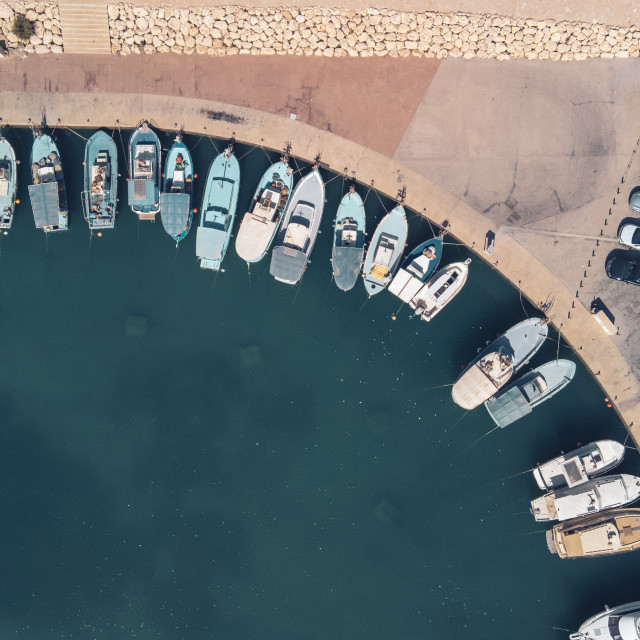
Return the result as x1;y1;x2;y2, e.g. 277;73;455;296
0;1;62;56
109;4;640;60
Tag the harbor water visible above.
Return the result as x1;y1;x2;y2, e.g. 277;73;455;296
0;127;636;639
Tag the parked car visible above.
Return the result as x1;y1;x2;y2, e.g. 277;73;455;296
630;191;640;212
605;252;640;285
618;222;640;248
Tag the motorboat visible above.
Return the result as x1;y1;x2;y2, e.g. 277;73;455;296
531;474;640;521
451;317;549;410
485;359;575;427
127;121;161;220
331;185;366;291
82;130;118;230
160;134;194;243
533;440;625;491
546;508;640;558
570;601;640;639
0;136;17;229
388;235;443;303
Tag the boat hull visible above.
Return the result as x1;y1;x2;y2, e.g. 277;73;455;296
533;440;625;491
331;189;366;291
451;317;548;410
128;122;161;220
570;601;640;640
235;161;294;263
0;137;17;229
362;205;408;296
29;132;69;232
485;359;576;427
547;508;640;558
160;138;194;243
269;168;325;285
411;259;469;322
83;130;118;230
531;474;640;522
197;150;240;271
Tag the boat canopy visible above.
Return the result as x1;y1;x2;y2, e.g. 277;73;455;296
28;182;59;227
160;193;190;237
270;245;306;284
333;246;365;291
389;269;423;303
196;227;226;260
486;386;533;427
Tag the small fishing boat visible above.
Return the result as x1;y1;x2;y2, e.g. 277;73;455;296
570;600;640;640
196;145;240;270
160;135;194;243
269;167;325;285
451;317;548;410
531;474;640;522
127;121;161;220
362;205;408;296
0;136;17;229
484;359;576;427
235;157;293;263
546;508;640;558
410;259;470;322
388;236;443;303
82;130;118;230
534;440;625;491
28;131;68;232
331;185;366;291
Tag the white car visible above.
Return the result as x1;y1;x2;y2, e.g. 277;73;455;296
618;222;640;247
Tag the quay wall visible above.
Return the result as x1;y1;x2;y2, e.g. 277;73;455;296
1;1;640;60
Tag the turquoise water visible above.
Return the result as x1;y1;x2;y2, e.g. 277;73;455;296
0;127;635;639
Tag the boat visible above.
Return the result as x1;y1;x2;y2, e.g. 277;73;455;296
362;204;408;296
269;166;325;285
235;156;294;263
196;145;240;271
533;440;625;491
388;236;443;303
28;131;68;232
546;508;640;558
570;600;640;640
82;130;118;230
451;317;549;410
409;259;470;322
331;185;366;291
0;136;17;229
484;359;576;427
127;121;161;220
531;474;640;522
160;134;194;243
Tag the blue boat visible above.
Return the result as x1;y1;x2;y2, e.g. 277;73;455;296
362;204;408;296
485;359;576;427
0;136;18;230
235;158;294;263
160;135;194;244
28;131;68;232
196;146;240;270
269;167;325;285
127;121;161;221
388;235;443;303
331;185;366;291
82;130;118;230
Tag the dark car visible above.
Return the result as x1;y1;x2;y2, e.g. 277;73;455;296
605;253;640;285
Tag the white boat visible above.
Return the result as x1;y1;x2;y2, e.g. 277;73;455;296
531;474;640;522
451;317;548;410
571;601;640;639
269;167;325;285
533;440;625;491
410;259;470;322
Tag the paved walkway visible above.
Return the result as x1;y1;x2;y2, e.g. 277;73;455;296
1;52;639;445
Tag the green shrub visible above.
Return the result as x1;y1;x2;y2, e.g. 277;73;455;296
12;14;34;41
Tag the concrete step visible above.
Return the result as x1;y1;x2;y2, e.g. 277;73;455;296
59;1;111;54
